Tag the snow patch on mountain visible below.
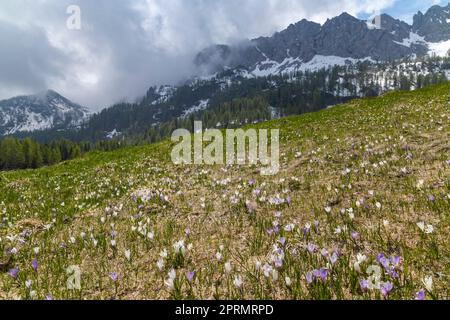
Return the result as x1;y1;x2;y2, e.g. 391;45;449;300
181;99;210;118
394;32;427;48
151;86;176;105
246;55;376;77
428;39;450;56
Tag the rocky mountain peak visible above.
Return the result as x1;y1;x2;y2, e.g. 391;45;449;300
0;90;89;136
413;2;450;42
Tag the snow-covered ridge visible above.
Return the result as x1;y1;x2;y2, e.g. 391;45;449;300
0;90;89;136
241;55;376;78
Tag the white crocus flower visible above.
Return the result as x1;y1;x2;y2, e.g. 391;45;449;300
173;240;186;255
125;249;131;261
160;249;168;258
233;276;243;288
417;222;434;234
422;276;433;292
216;252;223;261
157;259;165;271
285;276;292;286
224;261;232;274
354;253;367;273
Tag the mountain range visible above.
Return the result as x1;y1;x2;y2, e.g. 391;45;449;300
196;3;450;75
0;3;449;139
0;90;89;136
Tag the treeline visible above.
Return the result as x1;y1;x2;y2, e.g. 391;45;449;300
141;96;271;143
0;137;123;171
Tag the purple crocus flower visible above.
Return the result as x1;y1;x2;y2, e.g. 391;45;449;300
330;252;338;265
8;268;19;279
307;243;316;254
318;268;328;281
313;269;321;279
32;258;38;272
351;232;360;240
360;279;369;291
286;197;292;205
186;271;195;283
380;282;393;297
109;272;118;282
389;256;400;267
45;294;53;301
306;272;313;284
379;257;390;269
376;253;385;263
278;237;286;246
446;160;450;166
415;290;425;301
248;179;255;186
314;221;319;233
267;228;274;235
388;268;399;279
427;195;435;202
274;259;283;269
302;227;309;236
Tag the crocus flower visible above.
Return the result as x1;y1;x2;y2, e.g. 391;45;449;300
415;290;425;300
109;272;118;282
379;257;390;269
376;253;385;263
32;258;38;272
45;295;53;301
186;271;195;283
285;276;292;286
314;220;319;233
233;276;243;288
330;252;338;265
307;243;316;254
224;262;232;274
390;256;400;267
422;276;433;292
8;268;19;279
305;272;313;284
380;282;393;297
351;232;360;240
318;268;328;281
360;279;369;292
274;259;283;269
25;280;32;289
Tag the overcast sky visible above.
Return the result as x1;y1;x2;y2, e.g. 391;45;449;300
0;0;445;110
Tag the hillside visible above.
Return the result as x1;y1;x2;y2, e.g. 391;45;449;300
0;84;448;300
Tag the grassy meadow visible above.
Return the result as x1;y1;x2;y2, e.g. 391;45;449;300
0;84;449;300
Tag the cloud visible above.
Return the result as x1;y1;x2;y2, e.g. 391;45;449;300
0;0;400;110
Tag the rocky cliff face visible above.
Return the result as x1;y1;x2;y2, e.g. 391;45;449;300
196;4;450;75
413;3;450;42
